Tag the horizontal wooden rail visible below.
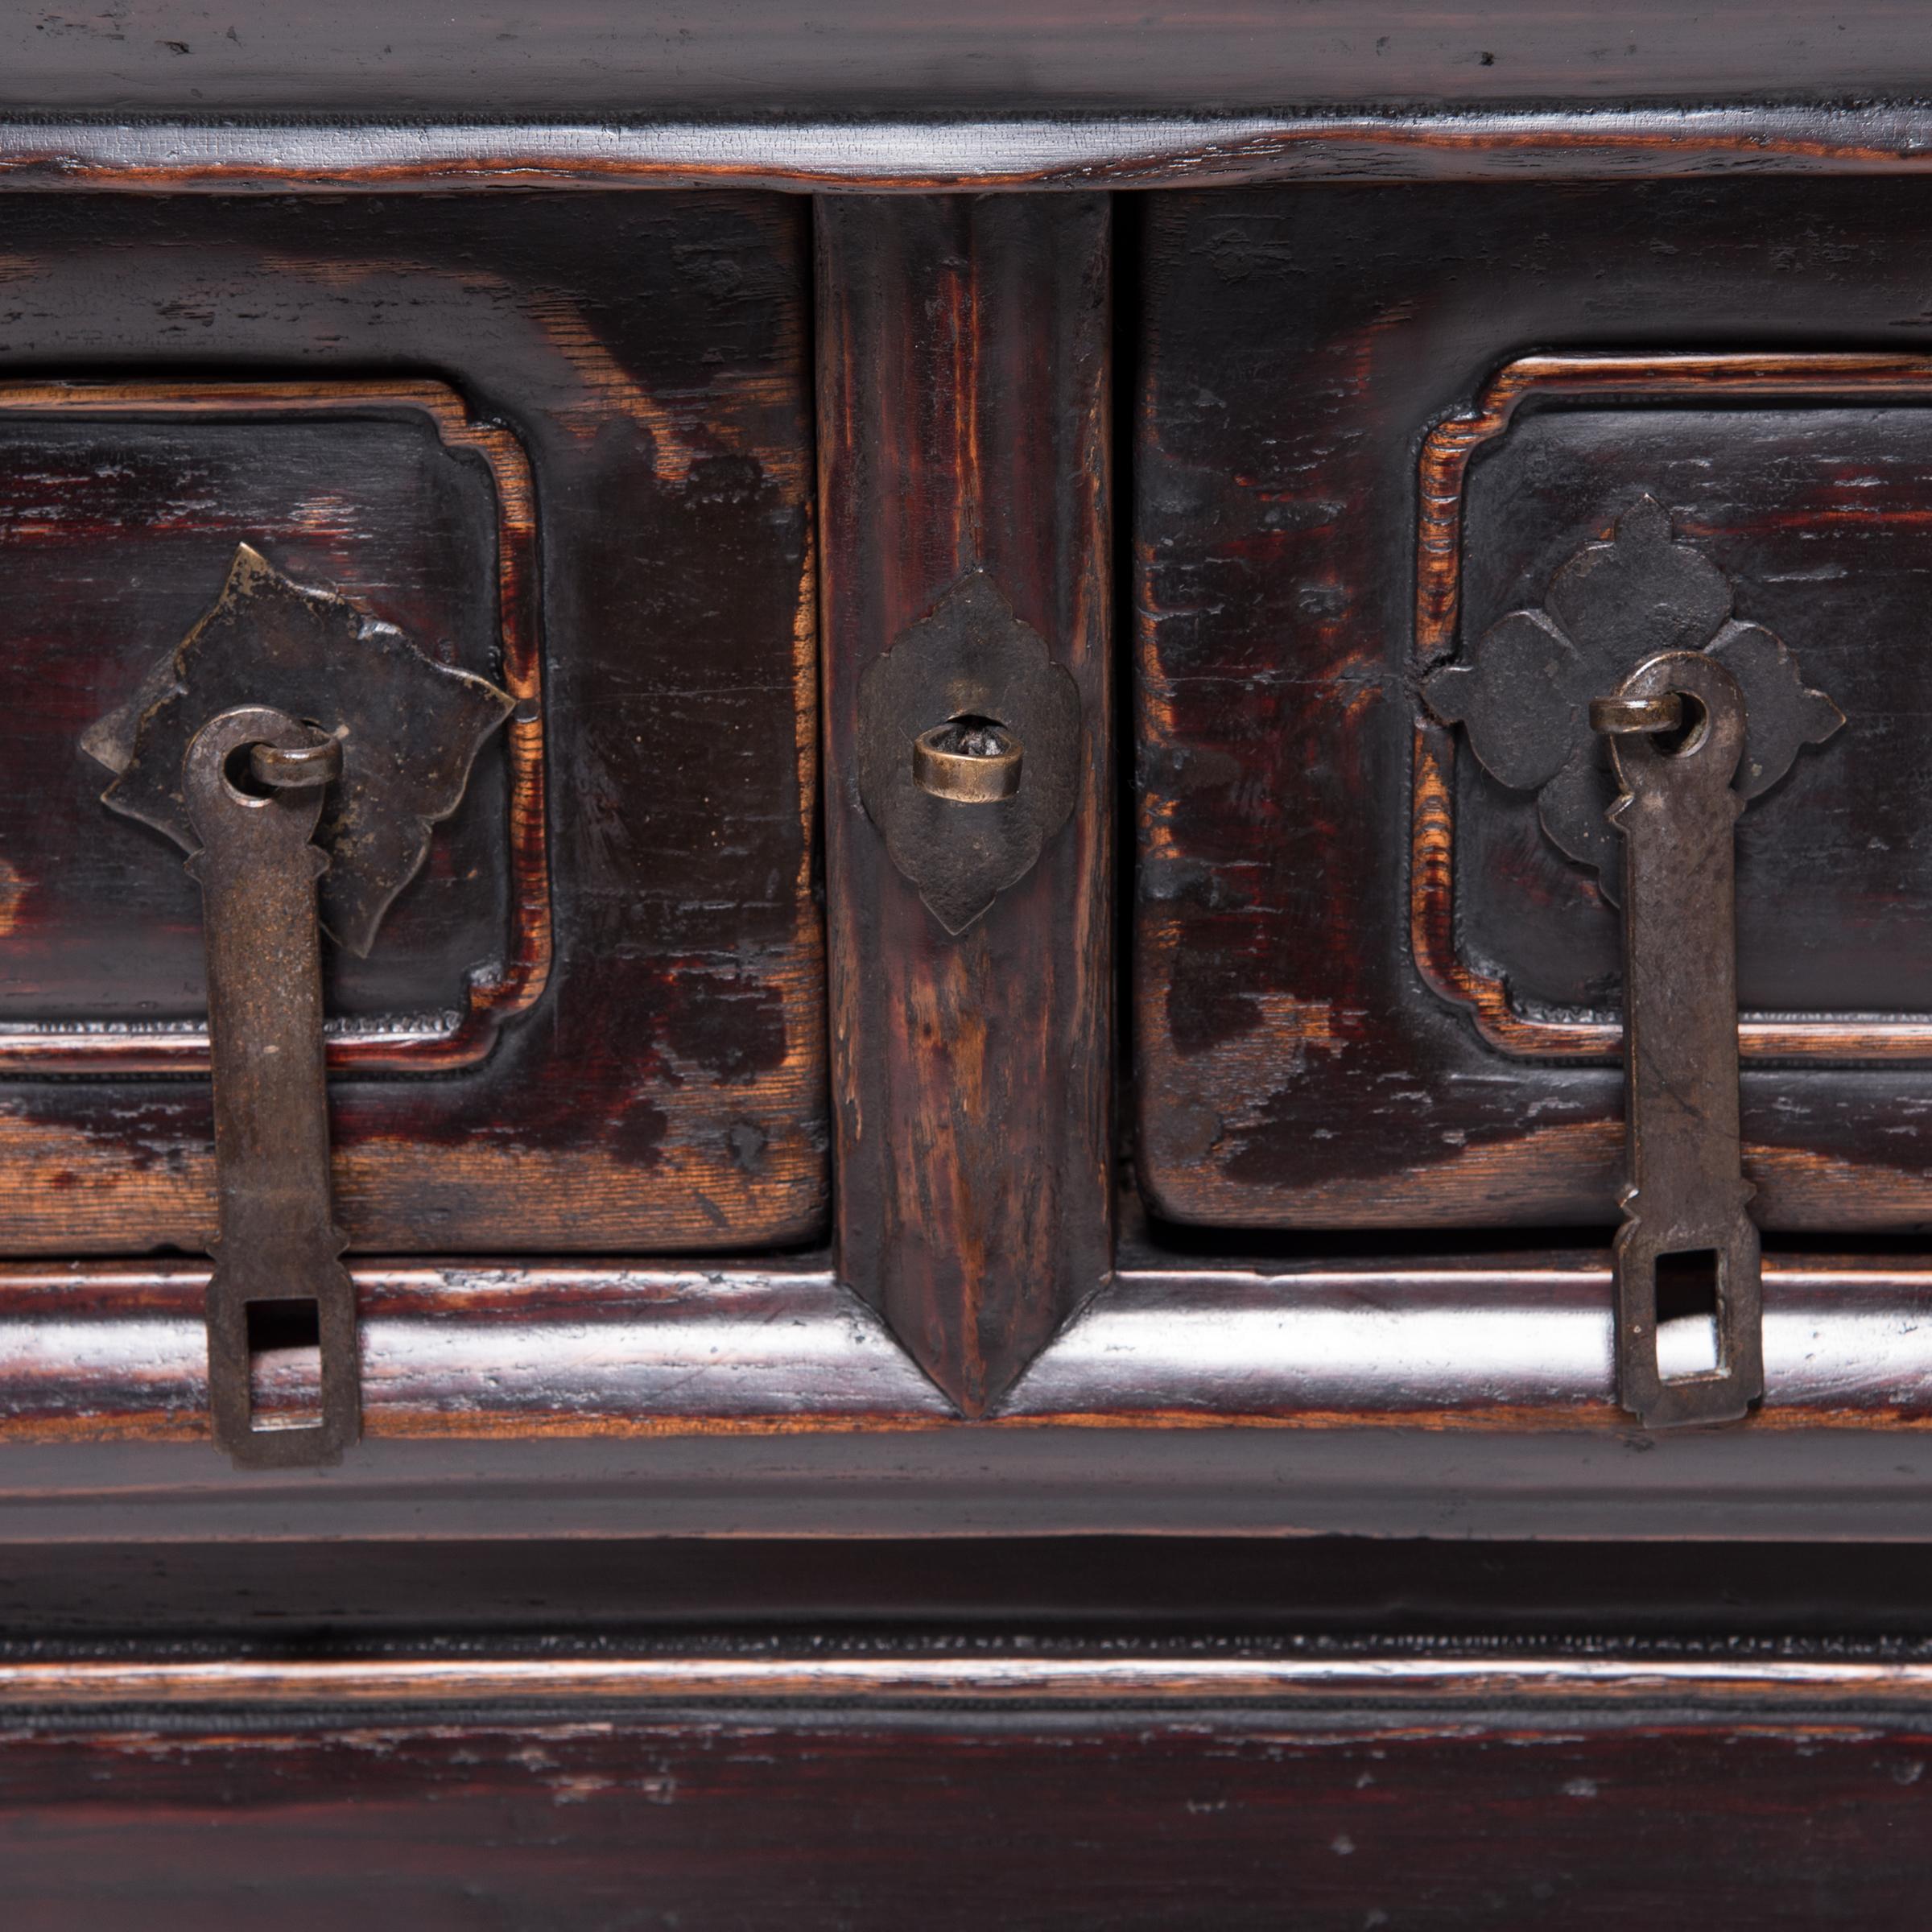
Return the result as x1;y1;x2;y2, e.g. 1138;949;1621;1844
6;1255;1932;1439
9;107;1932;193
3;1244;1932;1430
6;1256;1932;1537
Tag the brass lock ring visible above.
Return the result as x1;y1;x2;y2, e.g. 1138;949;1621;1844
912;718;1023;803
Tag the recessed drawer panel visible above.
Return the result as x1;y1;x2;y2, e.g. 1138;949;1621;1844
1422;364;1921;1056
0;383;529;1057
1135;180;1932;1232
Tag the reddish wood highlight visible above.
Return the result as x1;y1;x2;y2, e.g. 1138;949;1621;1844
816;196;1113;1414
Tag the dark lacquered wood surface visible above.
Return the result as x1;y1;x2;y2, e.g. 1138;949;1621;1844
9;84;1932;1925
3;2;1932;113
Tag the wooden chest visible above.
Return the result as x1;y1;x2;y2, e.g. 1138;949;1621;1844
8;4;1932;1923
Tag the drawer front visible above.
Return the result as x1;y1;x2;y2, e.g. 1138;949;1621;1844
1135;179;1932;1232
0;193;824;1253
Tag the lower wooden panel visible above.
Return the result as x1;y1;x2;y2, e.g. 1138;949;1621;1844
6;1649;1932;1930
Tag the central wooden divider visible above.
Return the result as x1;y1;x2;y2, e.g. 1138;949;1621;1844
815;196;1114;1414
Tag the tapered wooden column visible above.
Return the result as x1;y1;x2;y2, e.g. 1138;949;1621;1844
816;196;1112;1414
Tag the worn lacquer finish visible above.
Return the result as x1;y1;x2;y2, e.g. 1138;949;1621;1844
817;196;1112;1413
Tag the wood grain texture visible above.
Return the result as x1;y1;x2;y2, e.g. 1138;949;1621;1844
10;1644;1932;1930
0;193;824;1253
816;196;1112;1414
1135;180;1932;1234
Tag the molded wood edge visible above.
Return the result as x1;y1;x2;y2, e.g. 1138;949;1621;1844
5;1256;1932;1441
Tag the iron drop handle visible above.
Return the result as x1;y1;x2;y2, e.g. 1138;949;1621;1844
184;705;360;1468
1595;651;1764;1429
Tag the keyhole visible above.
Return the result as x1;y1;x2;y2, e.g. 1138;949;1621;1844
1650;691;1708;758
931;713;1011;759
221;742;279;800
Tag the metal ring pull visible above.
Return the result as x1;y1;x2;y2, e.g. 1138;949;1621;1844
250;733;344;791
912;717;1023;803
